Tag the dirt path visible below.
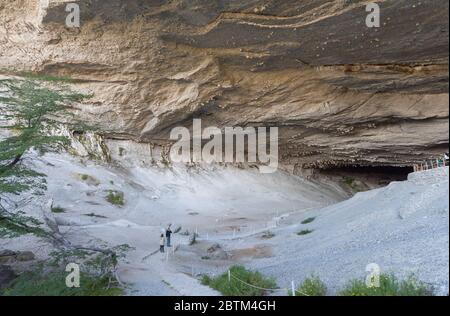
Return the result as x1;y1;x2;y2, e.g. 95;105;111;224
117;245;220;296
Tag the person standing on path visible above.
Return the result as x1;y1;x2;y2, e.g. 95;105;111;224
159;234;165;253
166;224;172;248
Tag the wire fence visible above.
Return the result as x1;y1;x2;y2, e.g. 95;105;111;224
142;247;310;296
227;270;310;297
413;156;449;172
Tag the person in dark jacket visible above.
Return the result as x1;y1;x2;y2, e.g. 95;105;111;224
166;224;172;248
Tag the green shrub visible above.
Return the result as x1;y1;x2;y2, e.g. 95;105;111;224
2;270;123;296
51;206;66;213
301;217;316;225
105;190;124;206
297;229;314;236
201;266;277;296
289;276;327;296
342;177;368;193
201;274;212;285
339;274;433;296
343;176;356;187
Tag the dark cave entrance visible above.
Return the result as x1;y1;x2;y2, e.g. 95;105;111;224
319;165;414;191
330;165;412;181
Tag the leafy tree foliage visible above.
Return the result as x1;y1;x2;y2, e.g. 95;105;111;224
0;78;87;237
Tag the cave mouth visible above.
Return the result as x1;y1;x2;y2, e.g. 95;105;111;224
331;165;413;178
320;165;414;187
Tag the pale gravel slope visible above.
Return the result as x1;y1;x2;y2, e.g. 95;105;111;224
242;168;449;295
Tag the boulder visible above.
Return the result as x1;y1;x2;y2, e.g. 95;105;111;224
0;250;17;257
0;250;36;263
0;265;17;290
0;250;17;264
16;251;36;262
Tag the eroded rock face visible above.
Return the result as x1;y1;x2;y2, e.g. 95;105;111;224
0;0;448;169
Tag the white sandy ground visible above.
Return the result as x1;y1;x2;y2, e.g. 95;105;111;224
1;153;448;296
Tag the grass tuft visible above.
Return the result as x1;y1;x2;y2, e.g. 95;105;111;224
105;190;125;206
338;274;433;296
76;174;100;186
51;206;66;213
289;276;327;296
301;217;316;225
297;229;314;236
201;265;277;296
2;270;122;296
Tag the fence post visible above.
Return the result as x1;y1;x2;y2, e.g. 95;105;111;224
291;281;296;297
228;270;231;283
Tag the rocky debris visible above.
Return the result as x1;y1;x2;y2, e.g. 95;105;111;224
207;243;221;253
0;0;447;169
206;243;229;260
0;265;17;290
260;231;275;239
0;250;35;264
